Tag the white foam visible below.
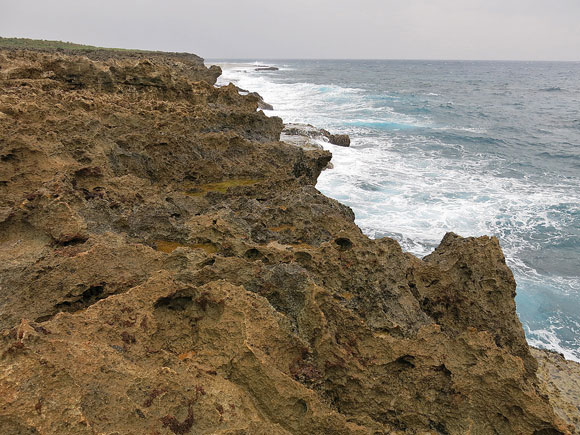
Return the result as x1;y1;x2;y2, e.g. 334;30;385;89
433;126;488;134
526;325;580;362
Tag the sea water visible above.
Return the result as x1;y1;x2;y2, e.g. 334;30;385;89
213;59;580;362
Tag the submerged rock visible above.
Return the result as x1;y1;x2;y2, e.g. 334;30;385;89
0;45;573;434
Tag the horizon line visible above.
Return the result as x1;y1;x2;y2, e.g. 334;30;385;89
206;57;580;63
3;36;579;63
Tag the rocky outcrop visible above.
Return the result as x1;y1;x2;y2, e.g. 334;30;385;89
532;348;580;433
248;92;274;110
281;124;326;151
282;123;351;148
235;88;274;111
327;133;350;146
0;46;573;434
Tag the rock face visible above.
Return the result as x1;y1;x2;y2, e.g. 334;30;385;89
327;133;350;146
247;91;274;110
532;348;580;433
0;47;572;434
282;123;351;148
281;124;326;151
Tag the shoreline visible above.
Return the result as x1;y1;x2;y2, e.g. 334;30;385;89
215;59;580;365
217;57;580;430
0;40;578;433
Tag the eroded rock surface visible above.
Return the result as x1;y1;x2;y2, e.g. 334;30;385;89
282;123;351;149
532;348;580;433
0;47;572;434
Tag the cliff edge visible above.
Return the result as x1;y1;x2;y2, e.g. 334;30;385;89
0;43;575;434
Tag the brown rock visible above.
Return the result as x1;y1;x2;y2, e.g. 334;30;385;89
283;123;350;147
0;44;572;434
532;347;580;433
247;91;274;110
328;134;351;146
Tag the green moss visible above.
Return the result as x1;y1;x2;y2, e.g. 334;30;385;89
0;36;143;53
184;178;260;197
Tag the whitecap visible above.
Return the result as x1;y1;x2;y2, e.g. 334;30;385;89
216;61;580;360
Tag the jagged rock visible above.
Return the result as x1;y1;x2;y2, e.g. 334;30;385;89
259;100;274;110
283;123;325;138
247;91;274;110
283;123;351;148
0;46;572;434
327;133;350;146
235;88;274;110
532;347;580;433
255;66;279;71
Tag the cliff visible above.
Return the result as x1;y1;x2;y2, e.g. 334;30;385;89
0;42;577;434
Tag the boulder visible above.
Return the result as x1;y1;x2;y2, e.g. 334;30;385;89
328;133;350;146
283;123;351;147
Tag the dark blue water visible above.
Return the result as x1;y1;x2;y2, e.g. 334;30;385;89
216;60;580;361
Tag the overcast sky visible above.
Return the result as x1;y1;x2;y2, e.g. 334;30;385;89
2;0;580;61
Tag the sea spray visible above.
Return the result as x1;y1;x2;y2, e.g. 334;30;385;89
216;59;580;361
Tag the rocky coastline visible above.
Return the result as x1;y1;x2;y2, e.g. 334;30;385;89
0;41;579;434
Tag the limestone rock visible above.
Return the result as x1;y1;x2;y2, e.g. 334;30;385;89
0;46;572;434
532;347;580;433
247;91;274;110
283;123;351;148
327;133;350;146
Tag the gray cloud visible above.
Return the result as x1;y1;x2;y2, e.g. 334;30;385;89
2;0;579;60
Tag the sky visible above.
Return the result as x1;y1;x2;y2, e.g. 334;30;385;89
2;0;580;61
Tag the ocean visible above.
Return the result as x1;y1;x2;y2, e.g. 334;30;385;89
213;59;580;362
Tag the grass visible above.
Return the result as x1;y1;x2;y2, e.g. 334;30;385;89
0;36;141;53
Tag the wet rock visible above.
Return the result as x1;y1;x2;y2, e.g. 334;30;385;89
532;347;580;433
327;133;350;146
283;123;351;148
247;91;274;110
283;123;326;139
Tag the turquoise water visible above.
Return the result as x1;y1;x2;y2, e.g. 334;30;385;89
215;60;580;361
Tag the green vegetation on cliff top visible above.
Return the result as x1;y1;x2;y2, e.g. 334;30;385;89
0;36;138;53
